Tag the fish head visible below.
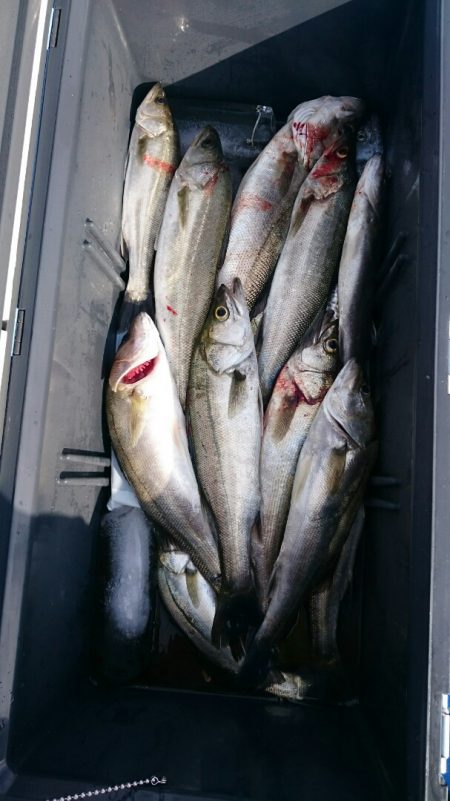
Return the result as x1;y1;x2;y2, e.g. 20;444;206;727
135;83;173;137
109;313;162;397
357;153;384;217
290;95;364;170
185;126;224;166
324;359;376;448
202;279;254;373
305;130;356;198
291;309;340;378
356;114;383;174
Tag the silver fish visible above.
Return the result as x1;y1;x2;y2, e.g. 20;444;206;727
217;96;364;311
188;278;262;657
355;113;383;176
106;313;221;587
155;126;232;408
308;505;365;662
158;543;239;674
120;83;178;326
338;154;384;364
253;304;340;612
241;359;377;683
258;134;356;403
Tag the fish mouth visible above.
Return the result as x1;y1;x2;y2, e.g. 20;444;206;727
120;356;159;385
326;406;361;450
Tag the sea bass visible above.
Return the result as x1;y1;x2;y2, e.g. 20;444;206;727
155;126;232;408
106;313;221;587
217;96;363;311
338;154;384;364
188;279;262;658
258;134;356;403
158;542;239;674
120;83;178;326
241;360;377;684
253;304;340;612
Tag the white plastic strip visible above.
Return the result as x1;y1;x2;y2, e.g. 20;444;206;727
0;0;50;402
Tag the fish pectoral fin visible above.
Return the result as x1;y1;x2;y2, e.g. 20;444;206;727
228;370;248;417
177;184;189;228
129;394;148;447
251;312;264;343
186;571;201;608
272;399;297;442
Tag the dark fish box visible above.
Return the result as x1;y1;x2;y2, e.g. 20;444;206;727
0;0;447;799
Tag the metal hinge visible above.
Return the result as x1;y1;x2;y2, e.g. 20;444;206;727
47;7;61;50
11;309;25;356
440;694;450;787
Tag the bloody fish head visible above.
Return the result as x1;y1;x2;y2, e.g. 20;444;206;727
290;95;364;170
109;313;160;393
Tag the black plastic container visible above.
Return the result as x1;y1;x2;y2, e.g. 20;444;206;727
0;0;446;799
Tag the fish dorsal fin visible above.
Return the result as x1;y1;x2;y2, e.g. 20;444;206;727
129;394;148;447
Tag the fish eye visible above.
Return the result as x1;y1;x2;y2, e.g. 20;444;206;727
356;129;366;142
324;337;338;354
201;135;215;148
215;305;229;321
361;382;370;395
155;94;166;104
336;145;349;159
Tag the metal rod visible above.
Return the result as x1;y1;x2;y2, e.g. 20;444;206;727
83;240;125;290
61;452;111;467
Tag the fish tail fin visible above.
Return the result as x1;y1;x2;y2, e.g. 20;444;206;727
211;588;261;662
237;635;273;689
118;292;154;333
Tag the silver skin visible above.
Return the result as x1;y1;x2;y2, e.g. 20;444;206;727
258;135;356;404
121;83;178;314
355;113;383;176
253;305;340;613
158;543;239;674
188;278;262;656
155;126;232;409
244;360;377;670
338;154;384;365
217;96;364;311
106;313;221;587
307;505;365;662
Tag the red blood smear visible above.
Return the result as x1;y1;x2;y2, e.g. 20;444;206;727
234;193;273;214
310;151;343;179
122;357;157;384
167;305;178;316
143;154;176;174
275;368;327;408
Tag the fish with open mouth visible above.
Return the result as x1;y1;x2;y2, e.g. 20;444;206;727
106;312;221;587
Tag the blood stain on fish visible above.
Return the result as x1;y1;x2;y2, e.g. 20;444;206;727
167;305;178;316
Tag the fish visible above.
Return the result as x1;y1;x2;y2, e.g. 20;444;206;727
95;505;153;683
217;96;364;311
188;278;262;658
257;133;356;404
252;303;340;613
289;95;364;169
154;126;232;408
240;359;377;685
106;312;221;588
355;113;383;176
338;154;384;365
307;505;365;662
120;83;179;327
158;542;239;674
